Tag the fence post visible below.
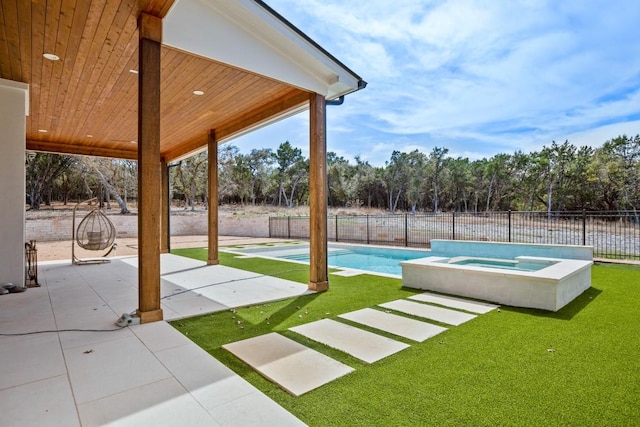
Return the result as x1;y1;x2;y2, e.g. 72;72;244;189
335;215;339;242
366;215;370;245
452;211;455;240
508;210;512;242
404;213;408;247
287;216;291;239
582;209;586;246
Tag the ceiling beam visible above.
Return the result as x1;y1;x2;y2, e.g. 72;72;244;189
26;140;138;160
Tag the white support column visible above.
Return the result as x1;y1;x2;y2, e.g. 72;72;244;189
0;78;29;287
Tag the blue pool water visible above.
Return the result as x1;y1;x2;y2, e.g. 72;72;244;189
233;243;554;276
280;245;432;275
449;258;554;272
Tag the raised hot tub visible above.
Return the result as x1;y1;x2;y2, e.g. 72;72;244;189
401;240;593;311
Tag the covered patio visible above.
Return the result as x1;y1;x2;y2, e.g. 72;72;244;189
0;0;364;320
0;0;364;425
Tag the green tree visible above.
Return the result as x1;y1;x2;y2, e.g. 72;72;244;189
327;152;355;207
426;147;449;212
599;135;640;218
445;157;472;212
483;153;513;211
563;146;594;210
405;150;428;213
535;140;577;215
218;145;240;204
245;148;274;205
352;156;380;208
383;151;411;212
173;152;207;210
273;141;307;208
468;158;489;213
26;153;76;210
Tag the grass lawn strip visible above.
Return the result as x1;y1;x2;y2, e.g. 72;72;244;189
171;248;640;426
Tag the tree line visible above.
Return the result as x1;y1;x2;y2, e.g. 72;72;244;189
26;134;640;215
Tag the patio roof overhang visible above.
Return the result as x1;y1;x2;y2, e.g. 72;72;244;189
0;0;365;162
1;0;364;322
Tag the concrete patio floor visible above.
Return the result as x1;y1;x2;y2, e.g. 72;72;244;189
0;253;309;426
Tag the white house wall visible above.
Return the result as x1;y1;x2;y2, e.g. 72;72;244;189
0;78;28;287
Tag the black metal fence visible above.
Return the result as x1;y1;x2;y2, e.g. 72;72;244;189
269;211;640;261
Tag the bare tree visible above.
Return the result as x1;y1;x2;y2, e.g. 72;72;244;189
79;158;131;213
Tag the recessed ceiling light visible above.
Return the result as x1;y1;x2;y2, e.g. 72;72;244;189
87;134;93;138
38;129;48;133
193;90;204;96
129;69;138;74
130;140;137;144
43;53;59;61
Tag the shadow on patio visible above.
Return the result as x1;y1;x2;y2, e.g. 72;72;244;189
0;253;309;426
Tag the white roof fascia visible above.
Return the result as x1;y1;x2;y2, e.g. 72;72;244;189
163;0;361;99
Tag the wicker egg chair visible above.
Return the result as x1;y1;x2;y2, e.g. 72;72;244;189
72;198;117;265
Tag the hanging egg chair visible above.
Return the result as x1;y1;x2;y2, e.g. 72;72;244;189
72;198;117;265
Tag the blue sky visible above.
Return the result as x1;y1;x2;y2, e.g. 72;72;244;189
231;0;640;166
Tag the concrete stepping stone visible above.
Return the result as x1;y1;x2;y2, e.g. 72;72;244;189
409;292;499;314
380;300;476;326
222;333;353;396
331;269;363;277
290;319;409;363
339;308;447;342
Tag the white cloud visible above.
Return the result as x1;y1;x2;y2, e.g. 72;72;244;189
566;120;640;148
342;38;398;78
241;0;640;163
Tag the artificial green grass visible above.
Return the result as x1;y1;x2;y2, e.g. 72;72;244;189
171;249;640;426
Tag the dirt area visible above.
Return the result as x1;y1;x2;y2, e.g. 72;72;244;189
26;202;380;261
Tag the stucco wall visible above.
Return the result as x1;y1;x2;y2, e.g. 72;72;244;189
26;212;270;242
0;79;28;286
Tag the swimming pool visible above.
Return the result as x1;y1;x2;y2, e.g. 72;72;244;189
283;246;432;275
229;240;593;311
231;244;431;276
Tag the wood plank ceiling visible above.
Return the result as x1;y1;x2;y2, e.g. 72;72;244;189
0;0;309;161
